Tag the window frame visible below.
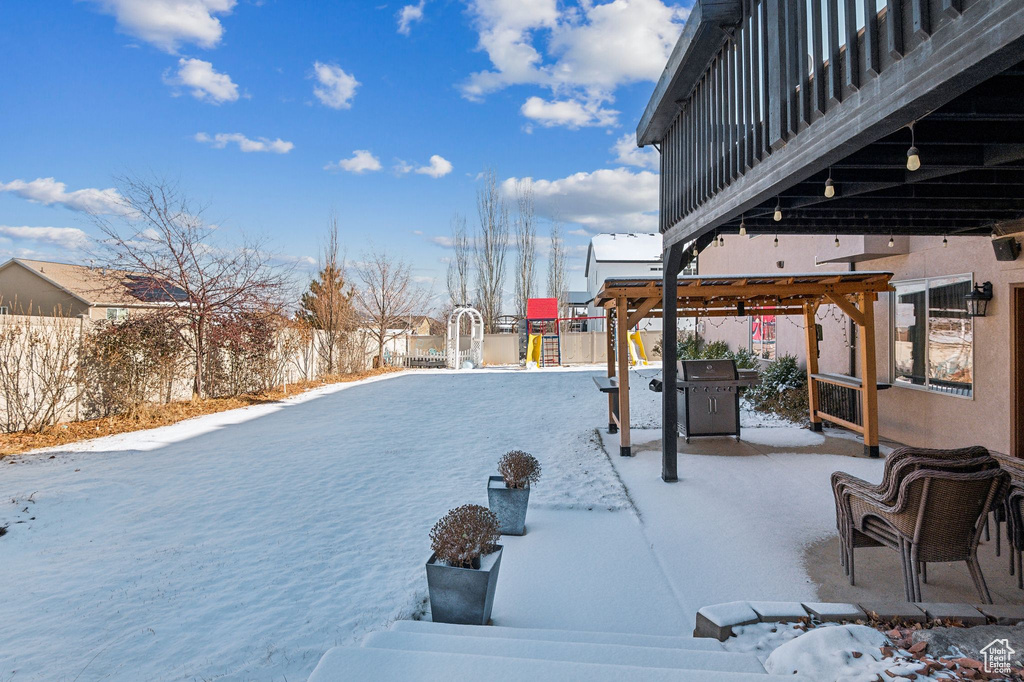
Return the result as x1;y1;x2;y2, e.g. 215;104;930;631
748;313;777;360
105;307;129;322
889;273;975;400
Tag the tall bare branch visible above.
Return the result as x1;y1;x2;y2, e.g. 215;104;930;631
473;169;509;332
513;180;537;320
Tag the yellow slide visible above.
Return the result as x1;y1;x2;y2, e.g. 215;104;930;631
527;333;542;368
628;330;649;366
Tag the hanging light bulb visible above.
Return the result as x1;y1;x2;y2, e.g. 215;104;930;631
824;168;835;198
942;234;948;248
906;122;921;171
773;235;779;248
692;244;699;258
888;234;895;248
719;235;725;247
834;235;840;248
713;233;719;247
739;216;747;236
773;200;782;222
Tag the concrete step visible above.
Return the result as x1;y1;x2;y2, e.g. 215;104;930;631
363;630;766;673
308;647;808;682
389;618;723;650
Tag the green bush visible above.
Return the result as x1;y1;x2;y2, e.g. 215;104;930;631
745;354;808;423
677;333;704;360
730;346;760;370
701;340;731;359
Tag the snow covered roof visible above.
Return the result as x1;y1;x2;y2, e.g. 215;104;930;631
585;233;662;277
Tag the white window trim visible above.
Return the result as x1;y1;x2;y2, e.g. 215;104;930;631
889;273;975;400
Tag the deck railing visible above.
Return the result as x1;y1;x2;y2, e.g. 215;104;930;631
660;0;969;232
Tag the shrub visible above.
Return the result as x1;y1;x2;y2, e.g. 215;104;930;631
701;340;731;360
745;354;808;423
730;346;760;370
677;332;704;360
497;450;541;489
81;313;184;418
430;504;500;569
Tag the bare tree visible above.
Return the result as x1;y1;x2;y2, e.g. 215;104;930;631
95;176;289;399
299;214;355;375
474;169;509;332
512;180;537;320
546;222;568;319
0;311;80;433
354;248;429;367
445;213;471;307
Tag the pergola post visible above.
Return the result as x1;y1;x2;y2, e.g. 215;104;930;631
662;244;683;481
857;293;880;457
616;296;632;456
605;308;617;434
803;302;823;432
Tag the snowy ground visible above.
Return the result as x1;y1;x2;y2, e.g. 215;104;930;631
1;365;887;681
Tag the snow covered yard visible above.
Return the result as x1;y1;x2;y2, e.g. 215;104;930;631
0;365;914;681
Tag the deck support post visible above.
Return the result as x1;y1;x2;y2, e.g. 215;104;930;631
804;302;823;432
662;244;683;481
616;296;632;456
606;308;617;434
857;293;880;457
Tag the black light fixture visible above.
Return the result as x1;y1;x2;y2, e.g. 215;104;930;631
964;281;993;317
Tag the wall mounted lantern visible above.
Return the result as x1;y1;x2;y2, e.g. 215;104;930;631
964;281;993;317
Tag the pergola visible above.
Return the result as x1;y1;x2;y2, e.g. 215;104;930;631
594;271;893;481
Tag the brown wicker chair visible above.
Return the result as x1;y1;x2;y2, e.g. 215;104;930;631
832;446;994;575
843;467;1008;603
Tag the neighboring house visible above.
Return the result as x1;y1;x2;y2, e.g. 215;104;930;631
584;233;696;331
0;258;185;320
697;231;1024;457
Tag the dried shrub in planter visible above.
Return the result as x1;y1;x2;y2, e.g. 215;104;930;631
498;450;541;489
429;504;500;569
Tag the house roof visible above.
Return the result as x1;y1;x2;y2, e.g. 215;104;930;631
526;297;559;320
0;258;187;307
566;290;591;306
585;233;662;277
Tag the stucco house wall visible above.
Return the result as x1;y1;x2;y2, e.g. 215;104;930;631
695;232;1024;456
0;264;89;317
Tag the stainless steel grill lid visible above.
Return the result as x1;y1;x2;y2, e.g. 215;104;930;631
678;359;738;381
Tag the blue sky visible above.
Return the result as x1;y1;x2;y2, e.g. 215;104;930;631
0;0;688;296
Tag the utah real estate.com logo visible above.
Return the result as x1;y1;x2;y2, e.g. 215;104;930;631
981;638;1015;675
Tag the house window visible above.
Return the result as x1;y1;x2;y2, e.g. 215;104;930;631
891;275;973;397
750;314;776;360
0;306;8;315
106;307;129;321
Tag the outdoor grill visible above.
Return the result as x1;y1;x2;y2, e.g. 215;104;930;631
650;359;758;443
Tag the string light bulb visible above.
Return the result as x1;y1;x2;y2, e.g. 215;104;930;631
692;244;699;258
773;234;779;248
713;232;719;247
739;216;747;236
719;235;725;247
773;200;782;222
943;234;948;248
906;121;921;171
834;235;841;248
824;168;835;198
888;234;895;248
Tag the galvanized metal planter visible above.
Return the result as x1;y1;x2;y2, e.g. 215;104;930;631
425;545;502;625
487;475;530;536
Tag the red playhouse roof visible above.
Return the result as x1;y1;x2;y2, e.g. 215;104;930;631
526;297;559;320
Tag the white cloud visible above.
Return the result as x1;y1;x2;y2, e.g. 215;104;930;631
312;62;359;110
501;167;659;232
415;155;453;178
166;58;239;104
612;132;659;169
397;0;426;35
521;95;618;128
325;150;382;174
462;0;688;127
0;177;126;214
86;0;236;52
0;225;92;250
194;132;293;153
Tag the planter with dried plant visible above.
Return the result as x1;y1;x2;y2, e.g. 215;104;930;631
425;504;503;625
487;450;542;536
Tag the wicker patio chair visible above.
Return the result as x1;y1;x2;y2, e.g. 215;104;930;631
1004;482;1024;589
832;446;994;574
844;467;1008;603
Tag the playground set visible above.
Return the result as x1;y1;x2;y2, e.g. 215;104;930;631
521;297;649;368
